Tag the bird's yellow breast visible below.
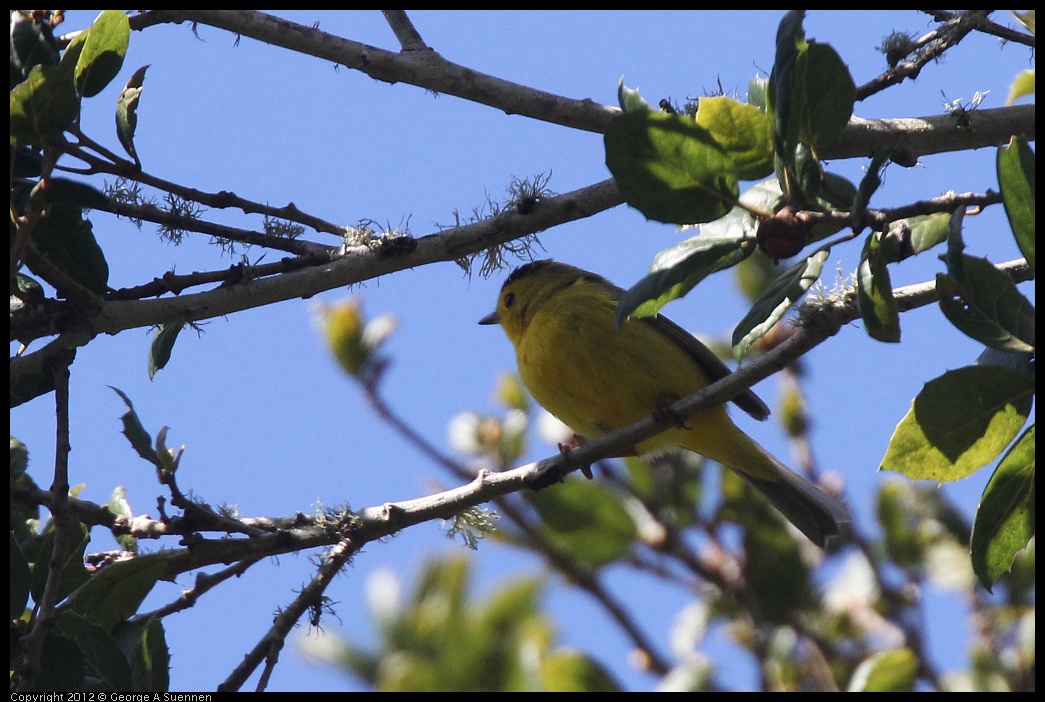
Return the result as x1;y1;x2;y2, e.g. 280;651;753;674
514;284;733;456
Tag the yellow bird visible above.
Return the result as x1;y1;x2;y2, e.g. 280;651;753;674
480;260;849;549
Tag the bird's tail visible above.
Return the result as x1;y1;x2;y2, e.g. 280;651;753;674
688;425;850;550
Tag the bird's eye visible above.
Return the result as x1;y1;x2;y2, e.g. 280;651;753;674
504;292;516;309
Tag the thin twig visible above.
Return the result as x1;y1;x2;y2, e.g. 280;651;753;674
922;10;1035;46
219;537;356;691
60;139;347;237
856;10;993;100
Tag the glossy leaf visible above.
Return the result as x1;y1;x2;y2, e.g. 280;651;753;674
1006;69;1035;105
32;177;113;211
617;77;652;112
30;203;110;294
857;230;901;342
732;248;829;359
997;137;1035;273
114;618;171;692
769;10;807;159
971;425;1035;592
148;323;184;380
850;150;889;229
880;366;1034;482
769;11;854;155
111;386;162;467
66;554;168;631
792;41;855;150
117;65;150;165
108;485;138;554
72;10;130;98
9;64;79;145
936;255;1035;353
616;232;754;323
879;212;953;263
10;10;61;84
695;95;773;180
36;632;88;691
55;612;134;691
31;522;91;605
605;110;738;224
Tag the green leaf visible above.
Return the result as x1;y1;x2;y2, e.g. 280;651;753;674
880;366;1034;482
114;618;171;692
540;649;619;692
747;74;769;111
1011;10;1035;35
72;10;130;98
876;481;923;567
616;77;652;112
526;480;636;567
30;203;110;294
616;231;754;323
117;65;150;165
997;137;1035;273
768;11;854;202
971;425;1035;592
879;212;953;263
9;64;79;145
55;611;134;691
732;248;829;359
694;95;773;180
792;41;855;150
31;522;91;606
847;648;919;692
850;150;889;229
148;323;184;380
10;10;61;85
36;632;88;691
936;256;1036;353
66;554;168;631
10;436;30;479
768;11;854;155
605;110;739;225
725;470;813;623
34;177;113;211
1006;68;1035;105
108;485;137;554
11;532;32;619
110;387;162;467
857;230;901;342
768;10;807;159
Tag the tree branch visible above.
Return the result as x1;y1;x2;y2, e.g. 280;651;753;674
13;350;76;692
382;10;428;51
856;10;993;100
130;10;1034;158
10;178;623;345
132;10;619;134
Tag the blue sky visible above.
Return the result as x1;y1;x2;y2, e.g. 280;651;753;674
12;10;1034;691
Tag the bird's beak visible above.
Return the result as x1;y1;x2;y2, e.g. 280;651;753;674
478;311;501;326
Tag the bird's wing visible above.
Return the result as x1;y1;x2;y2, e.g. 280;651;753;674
641;314;771;421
